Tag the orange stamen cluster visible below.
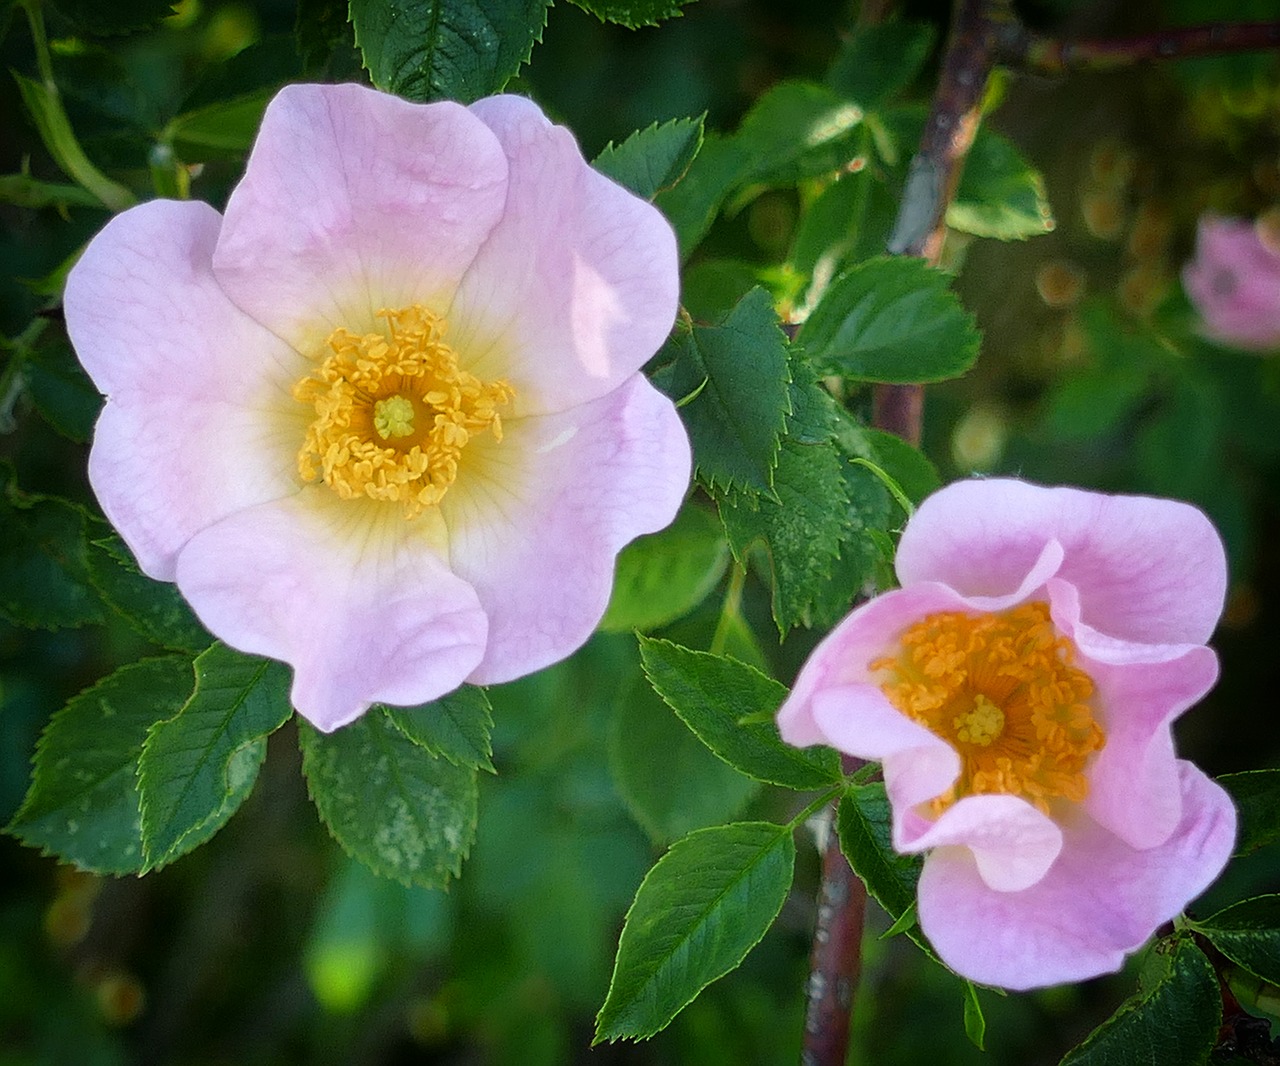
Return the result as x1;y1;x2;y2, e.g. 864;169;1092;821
294;305;513;517
873;602;1105;815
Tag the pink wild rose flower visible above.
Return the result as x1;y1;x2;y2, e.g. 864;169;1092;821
1182;214;1280;350
65;83;690;732
777;479;1236;990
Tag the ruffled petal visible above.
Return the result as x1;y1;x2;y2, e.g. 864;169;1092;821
446;95;680;417
64;199;306;579
916;763;1236;990
174;491;488;732
897;479;1227;645
1049;578;1221;849
213;83;509;353
441;373;689;684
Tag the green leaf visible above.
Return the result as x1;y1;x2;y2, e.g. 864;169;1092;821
594;821;796;1042
638;637;841;790
0;172;101;209
859;427;940;505
1194;895;1280;986
0;466;104;629
827;21;936;109
166;90;275;158
963;982;986;1051
720;434;852;633
299;708;478;887
655;133;751;259
50;0;175;34
837;784;923;930
12;73;135;212
349;0;551;103
1058;936;1220;1066
733;80;865;186
87;535;211;653
6;657;193;874
593;116;704;200
799;256;981;384
138;645;291;869
609;671;759;845
1218;770;1280;856
566;0;695;28
600;505;728;634
382;686;495;772
21;333;102;443
947;129;1054;240
655;288;791;496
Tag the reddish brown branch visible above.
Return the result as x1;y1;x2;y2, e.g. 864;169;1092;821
999;20;1280;75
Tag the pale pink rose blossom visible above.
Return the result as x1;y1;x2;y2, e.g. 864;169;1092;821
778;478;1236;990
65;83;690;732
1182;214;1280;350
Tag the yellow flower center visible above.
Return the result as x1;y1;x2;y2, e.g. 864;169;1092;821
293;305;514;517
872;602;1105;816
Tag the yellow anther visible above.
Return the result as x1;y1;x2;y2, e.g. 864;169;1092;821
293;305;514;517
872;602;1105;815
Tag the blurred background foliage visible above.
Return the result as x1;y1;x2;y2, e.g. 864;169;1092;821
2;0;1279;1063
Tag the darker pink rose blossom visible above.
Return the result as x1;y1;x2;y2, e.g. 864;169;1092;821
65;84;690;732
778;478;1236;990
1182;214;1280;350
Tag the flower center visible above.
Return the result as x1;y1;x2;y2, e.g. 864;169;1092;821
872;602;1105;815
293;305;514;517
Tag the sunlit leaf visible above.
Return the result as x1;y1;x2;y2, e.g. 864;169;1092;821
593;116;704;200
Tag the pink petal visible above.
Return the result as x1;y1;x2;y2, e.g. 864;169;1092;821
212;83;510;352
441;373;689;684
1183;216;1280;350
174;490;488;732
904;794;1063;892
446;95;680;417
916;763;1236;990
64;199;305;579
897;479;1227;646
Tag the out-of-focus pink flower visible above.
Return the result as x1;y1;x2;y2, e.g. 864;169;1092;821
65;84;689;732
778;479;1236;990
1182;214;1280;350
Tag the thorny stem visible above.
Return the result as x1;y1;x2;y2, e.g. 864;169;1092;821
801;2;1280;1063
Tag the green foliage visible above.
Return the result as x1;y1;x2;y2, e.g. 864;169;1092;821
1059;936;1220;1066
655;287;791;496
837;783;924;934
566;0;696;29
6;656;194;874
299;708;478;888
86;534;211;653
1218;770;1280;856
799;256;982;384
19;333;101;442
350;0;551;102
1194;895;1280;986
166;90;276;158
49;0;175;34
609;669;759;845
601;504;729;633
595;821;796;1042
0;465;103;629
0;173;101;210
637;637;842;790
138;644;291;869
945;129;1055;240
962;982;987;1051
827;21;936;109
382;685;496;772
593;116;704;200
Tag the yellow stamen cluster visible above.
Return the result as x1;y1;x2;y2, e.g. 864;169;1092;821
873;602;1105;815
293;305;514;517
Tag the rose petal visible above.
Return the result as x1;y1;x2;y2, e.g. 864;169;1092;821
441;373;689;685
1183;215;1280;350
213;83;510;353
446;95;680;417
64;199;305;579
916;763;1236;990
897;479;1227;645
174;490;488;732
